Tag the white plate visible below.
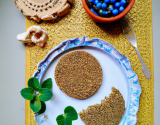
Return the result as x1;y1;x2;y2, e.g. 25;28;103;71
33;37;141;125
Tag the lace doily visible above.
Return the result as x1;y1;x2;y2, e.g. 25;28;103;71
15;0;74;22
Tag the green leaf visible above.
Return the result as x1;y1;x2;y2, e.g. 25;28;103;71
39;88;53;101
30;99;41;113
35;94;40;100
41;78;52;90
28;77;41;91
20;87;34;100
56;115;72;125
56;106;78;125
64;106;78;121
38;101;46;114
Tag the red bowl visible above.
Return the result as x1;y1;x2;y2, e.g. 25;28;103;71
81;0;135;23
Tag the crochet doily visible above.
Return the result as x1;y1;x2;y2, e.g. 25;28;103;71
15;0;74;22
25;0;154;124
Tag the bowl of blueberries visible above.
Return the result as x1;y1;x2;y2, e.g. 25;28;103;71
81;0;134;23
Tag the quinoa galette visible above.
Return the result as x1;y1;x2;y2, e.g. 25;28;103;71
54;51;103;99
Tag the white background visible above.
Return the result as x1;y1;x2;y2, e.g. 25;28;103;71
0;0;159;124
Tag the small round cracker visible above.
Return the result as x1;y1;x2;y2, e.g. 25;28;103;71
54;51;103;99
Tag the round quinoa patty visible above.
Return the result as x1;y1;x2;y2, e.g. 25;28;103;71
54;51;103;99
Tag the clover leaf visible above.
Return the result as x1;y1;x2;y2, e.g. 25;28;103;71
28;77;41;91
56;106;78;125
30;99;41;113
41;78;52;90
20;87;34;100
37;101;46;115
20;77;53;114
64;106;78;121
39;88;53;101
56;116;72;125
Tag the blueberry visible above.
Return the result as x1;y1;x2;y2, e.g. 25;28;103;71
112;9;118;16
87;0;94;7
114;2;120;8
102;3;107;10
111;0;116;3
120;0;126;6
89;0;94;3
96;3;102;8
103;11;108;16
99;9;103;16
104;0;110;4
94;0;99;5
90;8;99;15
108;5;114;12
93;5;101;11
119;6;124;13
90;8;94;12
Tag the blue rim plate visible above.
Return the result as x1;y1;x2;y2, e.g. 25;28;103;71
33;36;141;125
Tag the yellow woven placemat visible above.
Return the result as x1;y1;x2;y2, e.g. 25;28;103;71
25;0;154;124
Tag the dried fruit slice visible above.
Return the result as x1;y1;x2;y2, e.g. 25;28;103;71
17;26;48;48
55;51;103;99
79;87;125;125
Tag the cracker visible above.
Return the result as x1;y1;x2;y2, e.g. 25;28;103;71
78;87;125;125
54;51;103;99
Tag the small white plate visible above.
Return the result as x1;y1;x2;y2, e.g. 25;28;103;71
34;37;141;125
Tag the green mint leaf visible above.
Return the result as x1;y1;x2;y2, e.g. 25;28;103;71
28;77;41;91
20;87;34;100
56;115;72;125
41;78;52;90
39;88;53;101
38;101;46;114
64;106;78;121
56;106;78;125
30;99;41;113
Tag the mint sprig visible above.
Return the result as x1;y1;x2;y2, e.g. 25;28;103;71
56;106;78;125
20;77;53;114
